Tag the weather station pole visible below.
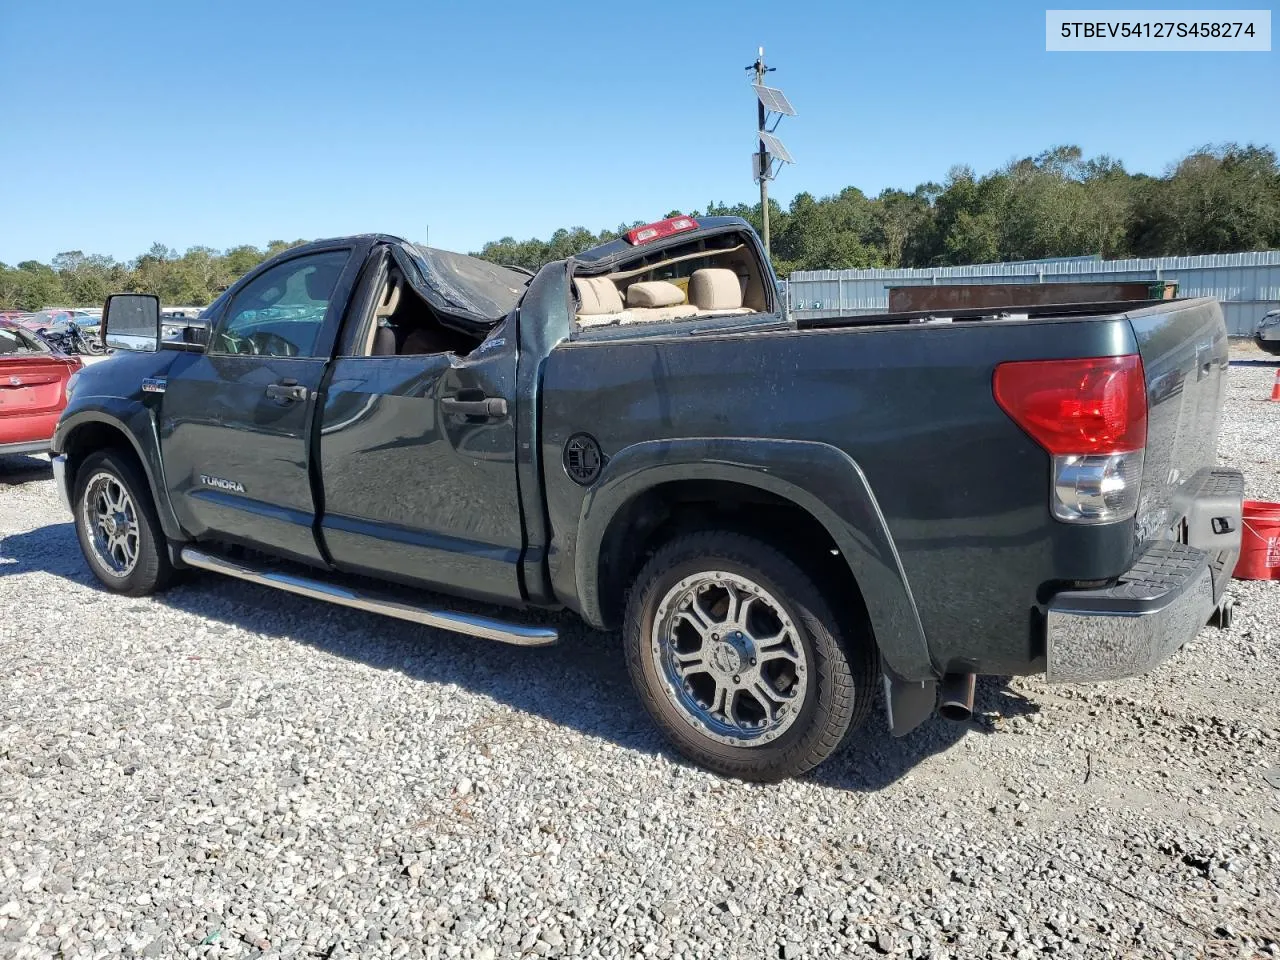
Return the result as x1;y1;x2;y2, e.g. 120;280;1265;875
747;48;795;264
755;51;771;256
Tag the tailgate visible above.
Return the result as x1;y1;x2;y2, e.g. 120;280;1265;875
0;358;72;417
1126;298;1230;543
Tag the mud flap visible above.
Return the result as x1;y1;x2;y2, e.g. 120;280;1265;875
883;671;938;737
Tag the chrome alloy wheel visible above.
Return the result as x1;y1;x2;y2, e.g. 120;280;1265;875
81;471;140;578
651;571;809;746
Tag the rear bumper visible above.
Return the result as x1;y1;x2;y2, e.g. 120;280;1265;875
1045;541;1216;683
0;411;60;447
1046;467;1245;683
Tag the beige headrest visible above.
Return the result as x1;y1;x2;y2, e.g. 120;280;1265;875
626;280;685;308
688;269;743;311
575;275;624;315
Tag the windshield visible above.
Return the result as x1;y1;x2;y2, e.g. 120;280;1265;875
0;325;51;355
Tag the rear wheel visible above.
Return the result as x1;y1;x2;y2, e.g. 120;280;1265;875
73;449;175;596
623;531;877;782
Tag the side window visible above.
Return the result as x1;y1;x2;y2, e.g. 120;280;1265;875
211;250;350;357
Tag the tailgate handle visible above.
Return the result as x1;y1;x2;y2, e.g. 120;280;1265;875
265;379;308;403
441;396;507;418
1212;517;1234;535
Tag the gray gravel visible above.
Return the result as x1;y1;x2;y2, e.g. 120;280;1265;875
2;364;1279;960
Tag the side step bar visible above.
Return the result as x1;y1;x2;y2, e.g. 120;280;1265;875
179;547;559;647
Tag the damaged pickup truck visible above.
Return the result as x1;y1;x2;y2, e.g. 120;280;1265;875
53;215;1243;782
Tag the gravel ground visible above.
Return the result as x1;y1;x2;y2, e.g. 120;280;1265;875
2;366;1279;960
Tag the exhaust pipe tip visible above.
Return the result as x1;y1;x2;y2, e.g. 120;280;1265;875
938;672;976;723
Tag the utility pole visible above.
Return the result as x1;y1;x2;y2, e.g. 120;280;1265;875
746;48;795;263
754;49;771;256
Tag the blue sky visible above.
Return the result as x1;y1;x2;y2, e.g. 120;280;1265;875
1;0;1275;264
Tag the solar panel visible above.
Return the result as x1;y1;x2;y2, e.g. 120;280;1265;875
753;83;796;116
759;130;794;164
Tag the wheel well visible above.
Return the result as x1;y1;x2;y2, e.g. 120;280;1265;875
596;479;871;638
62;422;143;490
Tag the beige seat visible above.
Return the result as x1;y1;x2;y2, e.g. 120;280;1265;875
574;275;631;326
575;275;624;314
574;273;720;326
689;268;753;315
626;280;683;308
363;276;402;354
619;279;697;323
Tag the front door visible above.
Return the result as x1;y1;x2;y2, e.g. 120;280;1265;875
159;247;357;565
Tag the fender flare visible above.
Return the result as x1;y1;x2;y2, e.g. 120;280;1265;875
573;437;935;682
52;405;185;541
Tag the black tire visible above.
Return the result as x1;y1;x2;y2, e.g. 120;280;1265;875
623;531;878;782
72;448;176;596
1255;337;1280;356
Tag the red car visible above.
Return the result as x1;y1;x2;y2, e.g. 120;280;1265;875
0;319;83;457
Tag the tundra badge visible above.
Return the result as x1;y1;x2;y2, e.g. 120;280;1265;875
199;474;246;494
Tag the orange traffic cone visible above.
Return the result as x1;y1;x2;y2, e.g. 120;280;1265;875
1272;369;1280;402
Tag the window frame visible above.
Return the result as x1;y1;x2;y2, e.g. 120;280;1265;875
208;246;357;359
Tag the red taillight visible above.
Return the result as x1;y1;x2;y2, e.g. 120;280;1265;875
993;355;1147;455
625;215;699;245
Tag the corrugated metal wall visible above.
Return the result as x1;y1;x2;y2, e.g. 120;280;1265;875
786;251;1280;336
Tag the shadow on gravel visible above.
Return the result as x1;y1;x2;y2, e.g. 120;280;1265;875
0;453;53;485
0;520;1039;792
808;678;1041;790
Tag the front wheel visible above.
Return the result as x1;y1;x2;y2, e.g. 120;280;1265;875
623;531;878;782
72;449;176;596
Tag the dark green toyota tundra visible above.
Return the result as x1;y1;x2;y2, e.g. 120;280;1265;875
51;216;1244;781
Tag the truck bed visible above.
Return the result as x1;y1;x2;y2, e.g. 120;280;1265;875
542;296;1229;678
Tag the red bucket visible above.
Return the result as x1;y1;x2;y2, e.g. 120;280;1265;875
1233;500;1280;580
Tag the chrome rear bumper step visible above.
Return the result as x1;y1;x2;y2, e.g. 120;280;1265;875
179;547;558;647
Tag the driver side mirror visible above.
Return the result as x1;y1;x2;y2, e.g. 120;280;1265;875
102;293;161;352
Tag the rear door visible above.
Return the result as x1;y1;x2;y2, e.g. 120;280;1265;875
316;247;526;604
0;325;76;450
159;246;362;564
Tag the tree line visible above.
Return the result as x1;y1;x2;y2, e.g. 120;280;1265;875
2;142;1276;311
0;241;312;313
476;143;1280;276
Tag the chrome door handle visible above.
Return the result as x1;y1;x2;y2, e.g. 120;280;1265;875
265;379;308;402
441;396;507;418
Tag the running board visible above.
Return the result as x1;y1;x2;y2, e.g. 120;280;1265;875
179;547;559;647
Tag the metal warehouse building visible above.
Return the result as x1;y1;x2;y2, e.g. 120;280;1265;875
786;250;1280;336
